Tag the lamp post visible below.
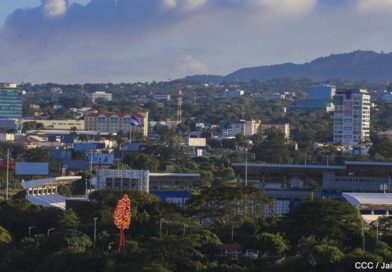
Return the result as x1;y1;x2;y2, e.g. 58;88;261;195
5;148;10;201
47;228;55;237
28;226;36;238
93;217;98;249
159;218;166;237
245;147;248;187
183;224;187;237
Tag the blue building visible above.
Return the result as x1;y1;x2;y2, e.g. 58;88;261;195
308;84;336;100
0;83;22;118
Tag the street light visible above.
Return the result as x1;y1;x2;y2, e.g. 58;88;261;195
5;148;10;201
183;224;187;237
93;217;98;249
159;218;167;237
28;226;36;238
47;228;55;237
245;147;248;187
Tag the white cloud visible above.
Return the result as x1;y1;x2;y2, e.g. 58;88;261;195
255;0;316;15
179;55;209;75
162;0;178;9
42;0;67;17
357;0;392;11
183;0;208;10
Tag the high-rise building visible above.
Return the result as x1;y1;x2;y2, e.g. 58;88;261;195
333;89;371;146
0;83;22;118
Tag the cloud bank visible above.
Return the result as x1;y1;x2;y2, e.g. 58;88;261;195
0;0;392;83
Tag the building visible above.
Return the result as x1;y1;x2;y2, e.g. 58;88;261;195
333;89;371;146
95;169;150;192
153;94;171;101
0;83;22;118
291;85;335;112
291;99;335;112
232;161;392;193
223;89;245;98
0;133;15;142
343;193;392;223
309;85;336;100
87;91;112;103
186;137;207;157
232;120;261;136
84;111;148;136
31;119;85;130
259;123;290;139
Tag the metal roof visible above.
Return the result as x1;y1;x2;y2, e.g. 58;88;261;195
342;193;392;208
22;176;82;189
345;161;392;167
149;173;200;177
231;163;346;171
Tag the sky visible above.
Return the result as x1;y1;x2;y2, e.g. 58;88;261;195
1;0;392;83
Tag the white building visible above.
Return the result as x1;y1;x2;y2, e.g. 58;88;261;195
333;89;371;146
88;91;113;103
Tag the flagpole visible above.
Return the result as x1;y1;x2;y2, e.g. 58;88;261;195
129;125;132;144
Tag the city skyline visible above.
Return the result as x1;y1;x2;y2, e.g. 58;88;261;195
1;0;392;83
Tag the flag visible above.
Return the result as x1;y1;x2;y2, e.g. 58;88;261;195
130;116;141;127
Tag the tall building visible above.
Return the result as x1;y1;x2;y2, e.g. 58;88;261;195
87;91;112;103
333;89;371;146
84;111;148;136
0;83;22;118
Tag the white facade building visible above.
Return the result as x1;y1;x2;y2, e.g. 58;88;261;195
333;89;371;146
88;91;112;103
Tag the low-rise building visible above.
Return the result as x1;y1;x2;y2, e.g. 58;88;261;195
259;123;290;139
87;91;112;103
84;111;148;136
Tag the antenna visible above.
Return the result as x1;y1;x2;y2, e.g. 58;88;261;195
241;107;245;120
177;84;183;124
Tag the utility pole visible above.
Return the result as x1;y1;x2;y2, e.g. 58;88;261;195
245;148;248;187
6;148;10;201
93;217;98;249
361;220;365;253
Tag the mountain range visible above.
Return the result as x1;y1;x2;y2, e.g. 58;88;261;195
182;51;392;82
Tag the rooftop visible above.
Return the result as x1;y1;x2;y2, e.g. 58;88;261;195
342;193;392;207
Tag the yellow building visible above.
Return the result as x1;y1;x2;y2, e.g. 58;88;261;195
84;111;148;136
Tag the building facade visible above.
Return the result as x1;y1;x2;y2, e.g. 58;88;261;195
0;83;22;118
333;89;371;146
30;119;85;130
259;123;290;139
84;111;148;136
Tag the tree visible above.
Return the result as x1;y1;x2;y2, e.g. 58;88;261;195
281;199;362;247
0;226;12;245
253;233;288;257
253;128;291;163
186;187;270;229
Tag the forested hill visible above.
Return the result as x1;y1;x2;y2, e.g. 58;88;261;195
182;51;392;82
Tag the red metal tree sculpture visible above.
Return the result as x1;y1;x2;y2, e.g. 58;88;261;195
113;194;132;251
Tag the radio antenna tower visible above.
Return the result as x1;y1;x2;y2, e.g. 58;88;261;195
177;86;183;124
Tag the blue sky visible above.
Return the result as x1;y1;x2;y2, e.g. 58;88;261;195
1;0;392;83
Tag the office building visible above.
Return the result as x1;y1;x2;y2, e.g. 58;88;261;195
26;119;85;130
0;83;22;118
84;111;148;136
333;89;371;146
87;91;112;103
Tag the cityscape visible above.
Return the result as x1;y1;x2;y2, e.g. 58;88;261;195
1;1;392;272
